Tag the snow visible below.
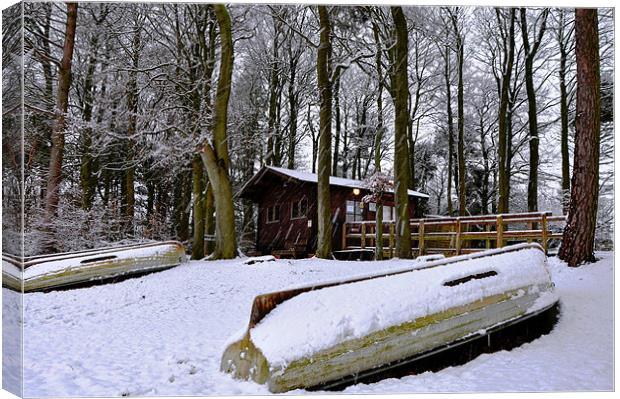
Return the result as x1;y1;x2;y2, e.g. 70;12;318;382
11;251;614;396
250;247;554;367
263;165;430;199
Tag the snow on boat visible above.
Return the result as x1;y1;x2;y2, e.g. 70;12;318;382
2;241;186;292
221;243;558;393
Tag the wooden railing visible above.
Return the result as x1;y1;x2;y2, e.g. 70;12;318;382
341;211;566;258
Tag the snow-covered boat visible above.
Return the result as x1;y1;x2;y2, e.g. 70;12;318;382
221;243;559;393
2;241;186;292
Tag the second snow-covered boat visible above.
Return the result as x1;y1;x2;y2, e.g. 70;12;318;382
2;241;186;292
221;243;558;393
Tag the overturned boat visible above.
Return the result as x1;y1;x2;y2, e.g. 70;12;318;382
221;243;559;393
2;241;186;293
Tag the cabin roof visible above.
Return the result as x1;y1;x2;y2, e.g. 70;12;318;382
238;166;430;200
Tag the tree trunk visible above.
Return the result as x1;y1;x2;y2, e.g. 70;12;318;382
266;15;281;167
559;9;600;267
558;10;571;213
373;20;384;260
520;8;548;213
44;3;77;222
79;28;100;211
204;183;216;255
123;16;141;233
391;6;411;259
497;8;516;214
200;4;237;259
287;55;298;169
191;155;205;259
332;75;341;176
451;11;466;216
315;5;333;259
443;44;454;215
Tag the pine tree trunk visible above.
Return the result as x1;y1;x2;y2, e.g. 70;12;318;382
559;8;600;267
315;5;333;259
200;4;237;259
391;6;412;259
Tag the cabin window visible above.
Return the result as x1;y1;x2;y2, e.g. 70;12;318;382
266;205;280;223
291;199;307;219
346;200;363;222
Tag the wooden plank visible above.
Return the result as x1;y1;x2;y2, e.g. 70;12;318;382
419;221;425;256
455;218;462;255
389;224;395;257
497;215;504;248
361;223;366;249
542;214;548;252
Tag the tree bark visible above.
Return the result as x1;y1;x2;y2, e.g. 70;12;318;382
123;14;141;233
559;8;600;267
443;43;454;215
44;3;78;236
520;8;548;213
200;4;237;259
558;10;571;213
497;8;516;214
315;5;333;259
372;19;384;260
332;75;341;176
391;6;411;259
191;155;205;259
450;10;466;216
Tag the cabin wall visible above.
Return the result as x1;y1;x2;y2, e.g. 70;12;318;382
256;181;316;254
254;178;421;256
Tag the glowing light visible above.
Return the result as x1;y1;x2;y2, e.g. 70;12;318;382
353;188;360;196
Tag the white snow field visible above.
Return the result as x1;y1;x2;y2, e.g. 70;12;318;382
16;251;613;396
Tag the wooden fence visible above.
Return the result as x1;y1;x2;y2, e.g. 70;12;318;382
341;211;566;258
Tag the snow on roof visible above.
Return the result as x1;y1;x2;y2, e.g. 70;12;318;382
265;166;430;199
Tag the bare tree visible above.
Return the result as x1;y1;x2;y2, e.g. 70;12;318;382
199;4;237;259
44;2;78;249
391;6;411;258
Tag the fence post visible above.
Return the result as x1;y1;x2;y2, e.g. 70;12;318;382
485;223;491;249
541;213;548;253
389;223;395;258
342;222;348;250
419;220;425;257
455;218;462;255
361;223;366;249
496;215;504;248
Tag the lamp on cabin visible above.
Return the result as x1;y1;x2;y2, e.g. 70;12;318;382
353;188;360;196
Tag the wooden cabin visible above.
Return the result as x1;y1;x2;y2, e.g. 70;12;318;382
238;166;429;258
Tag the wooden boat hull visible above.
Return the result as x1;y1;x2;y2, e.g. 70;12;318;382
2;241;186;292
221;243;558;393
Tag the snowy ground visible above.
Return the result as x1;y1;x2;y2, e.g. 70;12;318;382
13;251;614;396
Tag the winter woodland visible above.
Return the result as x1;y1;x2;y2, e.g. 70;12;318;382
1;3;614;258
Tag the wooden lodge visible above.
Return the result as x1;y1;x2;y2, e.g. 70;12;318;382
238;166;430;258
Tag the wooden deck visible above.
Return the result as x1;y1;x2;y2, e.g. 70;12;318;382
342;211;566;258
